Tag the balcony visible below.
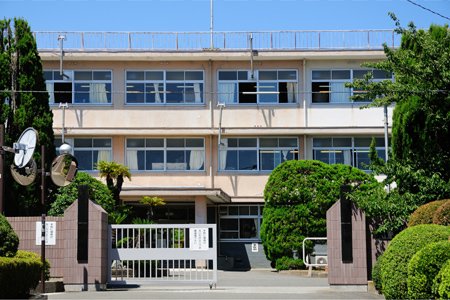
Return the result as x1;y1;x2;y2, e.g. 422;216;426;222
34;30;400;52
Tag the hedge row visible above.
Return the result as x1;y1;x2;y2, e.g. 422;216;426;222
0;251;43;298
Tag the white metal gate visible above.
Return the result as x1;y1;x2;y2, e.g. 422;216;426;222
108;224;217;287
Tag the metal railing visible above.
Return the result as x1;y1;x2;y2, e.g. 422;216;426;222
34;30;399;51
108;224;217;288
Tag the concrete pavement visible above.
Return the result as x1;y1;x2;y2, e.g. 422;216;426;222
45;270;384;299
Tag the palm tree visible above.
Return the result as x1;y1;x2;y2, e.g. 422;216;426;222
96;161;131;207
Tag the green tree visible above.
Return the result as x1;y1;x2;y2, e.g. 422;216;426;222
96;161;131;207
260;160;375;266
0;18;56;215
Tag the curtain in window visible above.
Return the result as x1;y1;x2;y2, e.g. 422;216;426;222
153;83;162;103
46;83;54;103
126;150;139;170
330;82;351;103
287;82;296;103
189;150;204;170
219;139;228;170
97;150;111;163
218;83;236;104
194;83;201;103
343;150;352;165
90;83;108;103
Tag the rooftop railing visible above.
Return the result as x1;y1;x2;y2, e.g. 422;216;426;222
34;30;400;52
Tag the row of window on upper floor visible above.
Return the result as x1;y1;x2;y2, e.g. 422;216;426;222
56;136;387;173
44;69;393;106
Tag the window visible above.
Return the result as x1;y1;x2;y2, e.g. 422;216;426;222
70;138;112;171
219;137;299;171
218;70;297;104
126;138;205;171
44;70;112;104
312;137;387;171
219;205;263;240
126;70;204;104
311;69;393;104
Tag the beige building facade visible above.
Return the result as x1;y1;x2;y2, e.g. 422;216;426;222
37;30;396;268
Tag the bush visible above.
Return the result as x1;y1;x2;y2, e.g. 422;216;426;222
433;259;450;299
433;200;450;226
0;214;19;257
407;241;450;299
379;224;450;300
15;250;50;281
275;257;304;271
372;254;383;293
408;199;447;226
0;252;42;298
261;160;374;264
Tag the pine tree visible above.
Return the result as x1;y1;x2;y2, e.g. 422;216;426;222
0;18;56;215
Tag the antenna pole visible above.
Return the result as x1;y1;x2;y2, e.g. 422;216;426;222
210;0;214;48
58;35;65;77
40;145;46;293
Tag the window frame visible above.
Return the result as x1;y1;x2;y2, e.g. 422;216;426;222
219;205;263;241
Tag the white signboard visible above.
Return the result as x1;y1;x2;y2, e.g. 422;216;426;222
35;221;56;246
251;243;259;252
189;228;209;251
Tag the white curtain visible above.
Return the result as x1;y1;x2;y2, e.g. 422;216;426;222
189;150;204;170
46;83;54;103
343;150;352;165
90;83;108;103
126;150;139;170
153;83;162;103
219;139;228;170
218;83;236;104
282;150;289;161
330;82;351;103
287;82;296;103
193;83;201;103
97;150;111;163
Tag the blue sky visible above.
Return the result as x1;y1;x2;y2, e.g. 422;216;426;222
2;0;449;32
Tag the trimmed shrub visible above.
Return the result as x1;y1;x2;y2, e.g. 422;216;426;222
15;250;50;281
0;214;19;257
261;160;374;265
0;252;42;298
380;224;450;300
407;241;450;299
408;199;447;227
433;200;450;226
432;259;450;299
275;257;304;271
372;254;383;293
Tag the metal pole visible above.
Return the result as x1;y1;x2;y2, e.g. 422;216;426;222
40;145;46;293
384;104;389;161
0;124;4;214
58;35;65;77
210;0;214;49
59;103;68;143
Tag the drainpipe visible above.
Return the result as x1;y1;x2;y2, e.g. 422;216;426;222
303;58;308;160
209;60;214;189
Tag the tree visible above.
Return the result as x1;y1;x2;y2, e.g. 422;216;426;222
260;160;375;266
346;17;450;234
96;161;131;207
0;18;56;215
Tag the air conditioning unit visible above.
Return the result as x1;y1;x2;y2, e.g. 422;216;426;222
314;255;328;265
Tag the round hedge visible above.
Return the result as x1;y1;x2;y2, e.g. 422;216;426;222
408;199;447;227
380;224;450;300
433;200;450;226
407;241;450;299
0;214;19;257
433;259;450;299
261;160;374;264
372;254;383;293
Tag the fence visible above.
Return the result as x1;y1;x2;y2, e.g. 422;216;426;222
108;224;217;288
34;30;399;51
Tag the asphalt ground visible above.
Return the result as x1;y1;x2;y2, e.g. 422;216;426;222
45;269;385;300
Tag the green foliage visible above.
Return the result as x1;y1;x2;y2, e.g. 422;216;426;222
15;250;50;281
433;200;450;226
97;161;131;206
48;172;115;216
432;260;450;299
140;196;165;207
0;251;42;298
261;160;374;264
372;255;383;293
379;224;450;300
0;214;19;257
407;241;450;299
408;200;448;227
0;18;56;216
275;257;304;271
131;217;154;224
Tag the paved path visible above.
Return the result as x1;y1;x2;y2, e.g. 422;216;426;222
46;270;384;299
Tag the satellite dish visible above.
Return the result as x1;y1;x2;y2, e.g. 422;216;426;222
50;154;78;187
14;128;38;168
10;159;37;186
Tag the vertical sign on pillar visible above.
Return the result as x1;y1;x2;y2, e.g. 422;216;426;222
77;185;89;263
340;185;353;263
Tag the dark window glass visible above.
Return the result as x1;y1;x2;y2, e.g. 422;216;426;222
238;82;257;103
146;150;164;170
54;82;72;103
218;71;237;80
127;139;145;147
239;150;257;170
146;139;164;148
145;71;164;81
312;82;329;103
312;70;330;80
127;83;145;103
127;71;144;80
166;71;184;81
